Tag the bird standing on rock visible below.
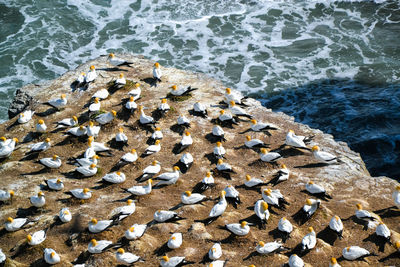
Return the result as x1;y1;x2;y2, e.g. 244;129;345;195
153;62;162;83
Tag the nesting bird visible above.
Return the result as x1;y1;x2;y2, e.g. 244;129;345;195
217;109;238;126
208;243;222;260
67;125;87;137
128;82;141;100
169;85;197;96
46;94;67;109
85;65;97;85
329;215;343;239
39;155;61;169
151;127;163;141
5;217;30;232
193;101;207;117
305;181;332;199
256;241;287;255
342;246;374;261
278;217;293;241
36;119;47;133
125;96;137;112
107;53;133;67
158;98;170;115
114;73;126;88
115;127;128;144
254;200;270;227
116;248;142;265
213;142;226;159
244;135;268;149
76;163;98;177
27;229;47;246
176;131;192;153
168;233;182;249
224;221;250;236
138;105;155;125
88;218;117;233
211;125;226;141
138;160;161;182
269;164;289;186
102;171;126;184
224;87;247;105
125;224;147;240
301;227;317;252
302;198;321;219
45;178;64;191
285;130;311;150
43;248;60;265
111;199;136;221
0;189;14;203
244;174;267;188
154;166;181;187
224;185;241;208
18;110;34;124
228;100;252;119
260;148;281;162
95;110;116;125
30;191;45;208
312;145;338;164
59;208;72;223
250;119;278;133
30;138;51;152
124;179;153;197
0;137;18;158
92;89;109;100
56;115;78;128
67;188;92;200
262;188;289;210
88;239;116;254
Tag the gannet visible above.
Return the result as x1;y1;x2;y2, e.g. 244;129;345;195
153;62;162;82
392;185;400;208
181;191;207;205
116;248;142;265
111;199;136;221
244;175;267;188
154;166;181;187
139;160;161;181
0;248;5;264
169;85;198;96
138;105;155;125
43;248;60;265
102;171;126;184
0;189;14;202
355;203;376;221
158;99;170;115
30;138;51;152
87;136;111;153
209;243;222;260
212;125;226;141
213;142;226;159
278;217;293;240
329;257;340;267
114;73;126;88
88;218;117;233
27;229;47;245
86;121;100;137
203;191;227;225
209;260;227;267
39;155;61;169
45;178;64;191
144;140;161;155
329;215;343;239
376;222;391;241
229;101;252;119
151;127;163;141
125;96;137;112
92;88;109;100
89;97;101;112
193;101;207;117
179;152;193;170
76;163;98;177
0;138;17;158
301;227;316;251
118;148;137;165
107;53;133;67
254;200;270;226
250;119;278;133
36;119;47;133
285;130;311;150
224;88;246;105
270;164;289;186
95;110;116;125
177;114;190;128
59;208;72;223
260;148;281;162
85;65;97;84
5;217;30;232
305;181;331;199
224;221;250;236
124;179;152;197
88;239;116;254
68;188;92;199
160;255;193;267
115;128;128;144
18;110;34;124
128;83;141;100
47;94;67;109
312;146;338;164
288;254;304;267
216;159;234;173
256;241;286;254
262;189;289;209
0;136;11;148
153;210;184;223
342;246;374;261
303;199;321;219
30;191;45;207
218;109;238;125
176;131;192;153
76;154;99;167
56;116;78;128
195;172;215;193
224;185;240;208
168;233;182;249
125;224;147;240
67;125;87;137
74;72;86;88
245;135;268;149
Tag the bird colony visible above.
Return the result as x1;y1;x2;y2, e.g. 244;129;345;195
0;54;398;266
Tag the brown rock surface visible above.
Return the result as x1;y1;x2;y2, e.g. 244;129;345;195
0;55;399;266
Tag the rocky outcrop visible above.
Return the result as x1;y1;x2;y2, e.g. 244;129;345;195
0;55;399;266
8;88;34;119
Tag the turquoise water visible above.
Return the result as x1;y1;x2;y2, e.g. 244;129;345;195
0;0;399;178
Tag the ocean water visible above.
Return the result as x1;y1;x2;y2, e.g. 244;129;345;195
0;0;399;178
